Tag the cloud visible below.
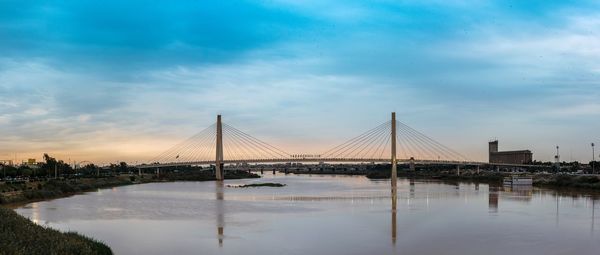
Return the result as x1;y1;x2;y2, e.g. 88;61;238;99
1;0;599;163
0;0;313;74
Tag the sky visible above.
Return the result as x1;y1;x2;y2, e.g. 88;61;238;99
1;0;599;165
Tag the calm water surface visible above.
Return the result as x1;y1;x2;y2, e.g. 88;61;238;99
15;174;600;255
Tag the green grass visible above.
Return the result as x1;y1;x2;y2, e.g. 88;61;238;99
0;207;112;255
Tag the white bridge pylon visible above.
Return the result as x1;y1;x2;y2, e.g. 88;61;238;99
145;113;477;179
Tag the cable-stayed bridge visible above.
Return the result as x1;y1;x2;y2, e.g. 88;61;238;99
140;112;515;180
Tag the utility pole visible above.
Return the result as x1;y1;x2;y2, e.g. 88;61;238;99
555;146;560;173
592;143;595;174
137;161;141;176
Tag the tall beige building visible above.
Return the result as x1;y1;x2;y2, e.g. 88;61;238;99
489;140;532;164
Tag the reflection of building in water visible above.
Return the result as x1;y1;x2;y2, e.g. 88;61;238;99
500;186;533;202
409;179;415;199
488;187;499;213
216;181;225;247
488;185;534;213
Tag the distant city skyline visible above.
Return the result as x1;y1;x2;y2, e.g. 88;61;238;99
1;1;599;164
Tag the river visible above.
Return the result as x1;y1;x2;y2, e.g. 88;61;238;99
14;174;600;255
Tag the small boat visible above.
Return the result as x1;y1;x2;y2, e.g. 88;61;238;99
503;176;533;186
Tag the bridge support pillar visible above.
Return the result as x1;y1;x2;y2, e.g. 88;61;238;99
409;157;415;171
391;112;397;212
476;165;480;174
215;115;224;181
456;165;461;176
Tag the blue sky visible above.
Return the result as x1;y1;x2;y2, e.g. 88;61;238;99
1;0;599;164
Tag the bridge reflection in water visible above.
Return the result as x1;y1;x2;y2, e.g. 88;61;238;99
392;186;397;245
216;181;225;247
13;175;600;254
208;177;599;249
212;179;401;248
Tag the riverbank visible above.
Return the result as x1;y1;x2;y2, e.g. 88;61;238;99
366;170;505;183
0;170;259;207
0;177;135;206
534;174;600;190
0;206;112;255
287;169;600;191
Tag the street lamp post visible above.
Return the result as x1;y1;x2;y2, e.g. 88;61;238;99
555;146;560;173
592;143;596;174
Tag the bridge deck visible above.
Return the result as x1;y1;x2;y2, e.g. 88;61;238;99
138;158;541;169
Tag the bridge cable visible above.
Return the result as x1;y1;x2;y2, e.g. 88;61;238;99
320;121;390;157
346;123;390;159
223;123;290;158
223;123;290;159
397;121;469;161
363;124;391;159
332;122;390;159
149;123;216;163
322;121;390;158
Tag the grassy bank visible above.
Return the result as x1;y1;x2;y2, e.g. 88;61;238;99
0;206;112;255
534;174;600;190
0;170;259;206
365;169;504;183
157;170;259;182
365;169;600;190
285;165;600;191
0;177;134;206
26;177;134;201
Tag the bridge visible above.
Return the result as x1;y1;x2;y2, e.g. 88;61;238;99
140;112;539;179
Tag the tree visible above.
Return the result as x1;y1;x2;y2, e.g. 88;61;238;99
590;161;598;174
2;165;18;178
41;154;73;177
119;162;128;174
570;162;580;172
81;164;100;176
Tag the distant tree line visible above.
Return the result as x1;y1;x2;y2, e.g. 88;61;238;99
0;154;210;180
